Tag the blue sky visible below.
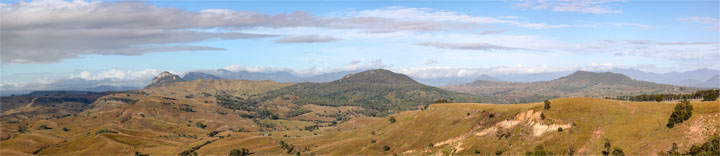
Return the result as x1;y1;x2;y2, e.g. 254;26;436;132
1;0;718;92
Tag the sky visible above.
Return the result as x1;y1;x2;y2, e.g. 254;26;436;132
1;0;719;92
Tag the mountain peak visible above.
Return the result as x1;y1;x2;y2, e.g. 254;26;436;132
145;71;185;89
335;69;419;84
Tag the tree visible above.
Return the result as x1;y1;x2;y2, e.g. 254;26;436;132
389;116;396;123
558;127;563;132
602;138;612;156
383;145;391;151
543;100;551;110
540;113;546;120
666;99;693;128
229;148;253;156
655;95;663;102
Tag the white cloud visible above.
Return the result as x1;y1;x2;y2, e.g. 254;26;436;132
349;7;571;29
275;35;341;43
678;17;720;31
514;0;627;14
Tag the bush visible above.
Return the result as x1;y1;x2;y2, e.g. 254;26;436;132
383;145;391;151
195;122;207;129
229;148;252;156
207;131;220;137
526;145;551;156
666;99;693;128
612;148;625;156
17;126;29;133
543;100;551;110
286;109;312;118
685;134;720;155
540;113;546;120
39;124;52;130
558;127;563;132
62;127;70;131
389;116;396;123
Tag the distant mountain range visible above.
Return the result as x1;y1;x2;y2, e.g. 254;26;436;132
178;68;718;88
443;71;698;103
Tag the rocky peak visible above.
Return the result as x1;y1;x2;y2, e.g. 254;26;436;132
145;71;185;89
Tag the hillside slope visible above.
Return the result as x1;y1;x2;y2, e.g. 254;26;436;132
247;69;491;116
3;97;717;155
290;98;720;155
444;71;697;103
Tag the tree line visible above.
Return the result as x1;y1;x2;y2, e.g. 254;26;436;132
615;89;718;102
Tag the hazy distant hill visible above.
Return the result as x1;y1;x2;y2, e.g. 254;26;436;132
248;69;490;116
610;68;719;87
696;74;719;88
215;69;300;82
182;72;222;81
444;71;697;103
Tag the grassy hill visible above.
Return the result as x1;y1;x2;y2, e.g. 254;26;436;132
1;97;717;155
443;71;698;103
245;69;492;116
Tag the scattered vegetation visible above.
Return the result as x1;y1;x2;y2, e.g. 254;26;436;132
195;122;207;129
383;145;391;151
526;145;552;156
618;89;718;102
389;116;396;123
39;124;52;130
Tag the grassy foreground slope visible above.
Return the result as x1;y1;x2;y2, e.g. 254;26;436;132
290;98;719;155
1;95;717;155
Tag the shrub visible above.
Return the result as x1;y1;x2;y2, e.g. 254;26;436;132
543;100;551;110
540;113;546;120
195;122;207;129
685;134;720;155
62;127;70;131
207;131;220;137
475;150;481;154
558;127;563;132
612;148;625;156
229;148;252;156
526;145;551;156
39;124;52;130
495;150;504;156
389;116;396;123
428;143;434;147
17;126;29;133
383;145;391;151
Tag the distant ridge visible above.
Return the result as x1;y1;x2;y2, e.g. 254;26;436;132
444;70;697;103
183;72;222;81
145;71;185;89
334;69;419;84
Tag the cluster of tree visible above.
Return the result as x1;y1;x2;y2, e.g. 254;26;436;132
101;97;138;104
666;99;693;128
179;140;216;156
617;89;718;102
601;138;625;156
543;100;551;110
285;108;312;118
215;91;257;111
279;141;297;154
662;135;720;155
228;148;253;156
195;122;207;129
95;128;118;135
303;125;320;131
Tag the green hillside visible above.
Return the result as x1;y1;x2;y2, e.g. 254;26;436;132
246;69;491;116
